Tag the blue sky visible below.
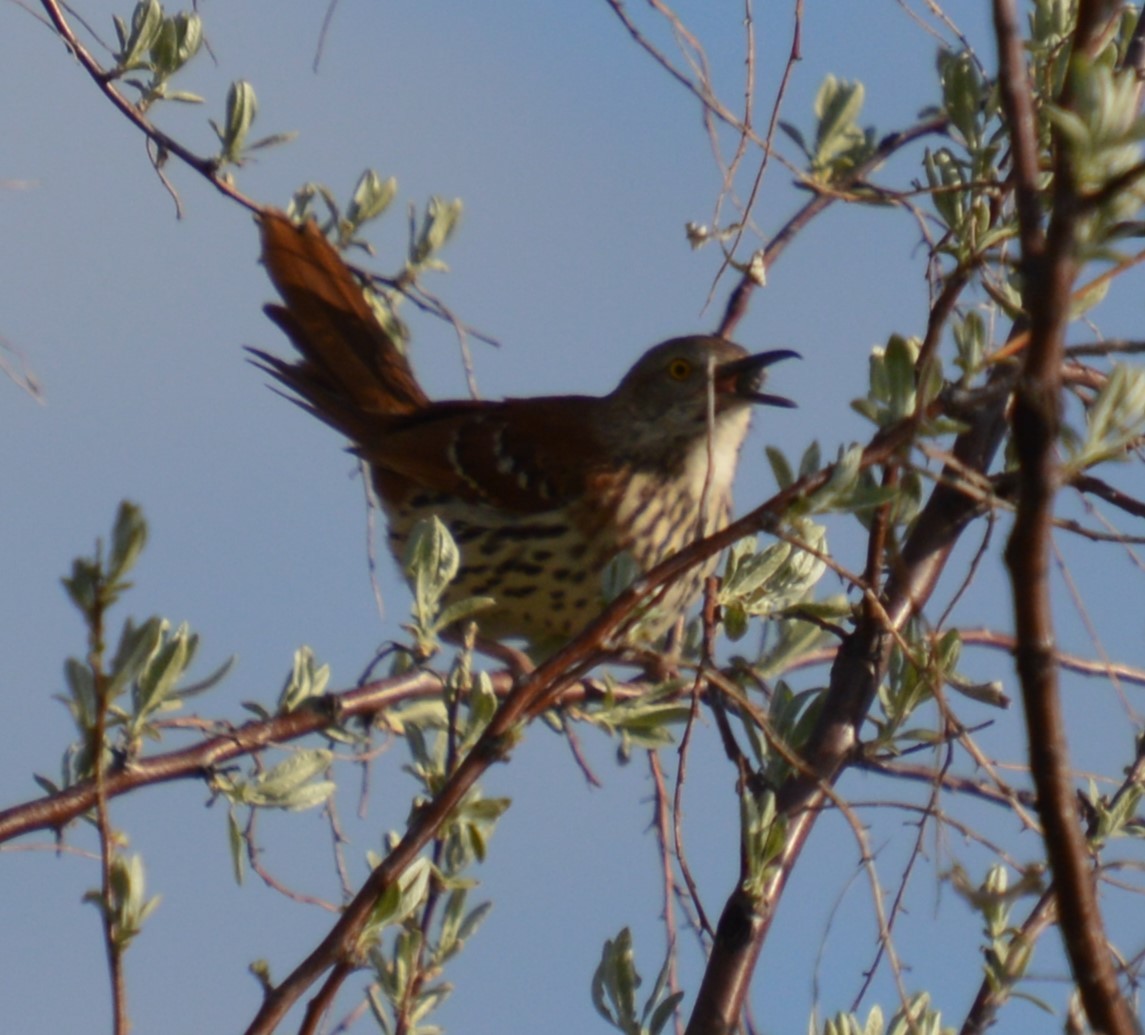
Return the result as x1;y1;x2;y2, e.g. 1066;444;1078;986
3;3;1143;1033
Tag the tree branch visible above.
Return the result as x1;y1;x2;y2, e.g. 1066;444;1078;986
997;1;1137;1031
37;0;262;214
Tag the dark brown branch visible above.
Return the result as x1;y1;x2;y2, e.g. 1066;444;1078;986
1071;473;1145;520
993;0;1046;258
0;669;602;843
685;176;1014;1035
998;1;1137;1031
1066;339;1145;358
298;960;354;1035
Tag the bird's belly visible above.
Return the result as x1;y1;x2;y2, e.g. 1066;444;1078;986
384;479;729;649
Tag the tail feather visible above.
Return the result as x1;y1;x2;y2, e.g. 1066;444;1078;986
254;210;429;426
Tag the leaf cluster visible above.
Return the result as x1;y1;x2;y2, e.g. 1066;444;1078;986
780;77;878;185
51;502;229;788
83;853;161;952
819;994;953;1035
592;928;683;1035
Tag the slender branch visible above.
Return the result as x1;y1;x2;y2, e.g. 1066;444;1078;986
90;597;128;1035
993;0;1045;258
708;0;803;294
1072;473;1145;521
851;741;952;1011
855;756;1036;811
717;114;948;338
299;960;355;1035
648;750;685;1028
0;668;644;843
601;0;752;141
37;0;261;213
243;810;339;913
960;628;1145;686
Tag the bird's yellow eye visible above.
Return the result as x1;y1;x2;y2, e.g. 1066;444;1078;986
667;358;692;381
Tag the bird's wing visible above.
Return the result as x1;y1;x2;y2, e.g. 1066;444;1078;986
362;396;605;514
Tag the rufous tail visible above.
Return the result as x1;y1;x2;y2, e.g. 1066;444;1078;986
250;210;429;439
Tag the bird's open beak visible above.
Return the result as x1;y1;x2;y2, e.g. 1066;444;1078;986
717;349;800;408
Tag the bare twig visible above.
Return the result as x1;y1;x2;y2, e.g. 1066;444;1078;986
648;750;685;1031
37;0;262;214
90;611;129;1035
717;115;948;338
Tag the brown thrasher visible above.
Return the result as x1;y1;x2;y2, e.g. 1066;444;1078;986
251;211;796;651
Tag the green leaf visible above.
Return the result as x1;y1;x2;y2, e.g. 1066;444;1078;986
884;334;918;418
129;631;192;730
815;76;865;156
952;311;986;378
432;595;497;635
108;501;148;583
150;11;202;74
938;49;986;148
409;196;463;268
215;80;258;162
454;899;492;948
106;616;164;704
766;445;794;489
648;992;684;1035
63;657;98;727
228;808;245;884
348;169;398;229
741;788;785;895
797;440;823;479
370;857;433;932
241;749;335;810
777;119;810;159
100;853;161;949
601;550;641;603
720;538;792;601
808;76;874;178
277;646;331;713
1071;363;1145;470
404;516;461;628
115;0;164;70
591;928;639;1029
61;557;100;619
164;89;205;104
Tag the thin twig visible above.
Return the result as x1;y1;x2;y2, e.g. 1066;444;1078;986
37;0;261;214
647;750;684;1033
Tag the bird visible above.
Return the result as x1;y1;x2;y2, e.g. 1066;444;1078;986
250;210;797;653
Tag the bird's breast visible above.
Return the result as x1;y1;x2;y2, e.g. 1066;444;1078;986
379;408;750;648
